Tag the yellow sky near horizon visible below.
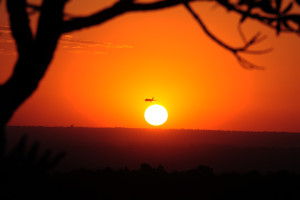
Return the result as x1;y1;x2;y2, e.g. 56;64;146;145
1;0;300;132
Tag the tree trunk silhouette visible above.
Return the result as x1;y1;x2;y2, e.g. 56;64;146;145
0;0;66;150
0;125;5;157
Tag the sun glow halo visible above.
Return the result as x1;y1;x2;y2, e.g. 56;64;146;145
144;104;168;126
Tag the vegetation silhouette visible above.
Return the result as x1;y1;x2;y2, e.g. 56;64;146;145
0;134;65;199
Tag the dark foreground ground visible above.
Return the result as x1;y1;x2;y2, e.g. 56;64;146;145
1;163;300;200
2;126;300;199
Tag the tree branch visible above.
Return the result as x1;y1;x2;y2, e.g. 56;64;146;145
62;1;126;33
216;0;300;35
36;0;66;49
62;0;202;33
184;2;271;69
27;3;41;15
6;0;33;56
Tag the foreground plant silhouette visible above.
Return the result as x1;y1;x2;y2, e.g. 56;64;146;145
0;135;65;199
0;0;300;182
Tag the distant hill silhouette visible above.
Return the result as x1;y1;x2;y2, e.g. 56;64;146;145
6;126;300;173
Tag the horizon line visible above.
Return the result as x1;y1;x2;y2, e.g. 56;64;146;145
6;125;300;134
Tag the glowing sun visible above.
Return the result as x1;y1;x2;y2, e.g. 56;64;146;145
144;104;168;126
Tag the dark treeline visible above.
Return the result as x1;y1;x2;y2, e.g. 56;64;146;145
3;164;300;200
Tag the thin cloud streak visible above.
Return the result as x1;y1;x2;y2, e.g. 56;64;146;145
0;48;16;55
60;35;133;54
0;26;11;34
0;26;16;55
0;26;132;55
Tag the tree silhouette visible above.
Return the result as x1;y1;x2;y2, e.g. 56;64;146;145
0;0;300;154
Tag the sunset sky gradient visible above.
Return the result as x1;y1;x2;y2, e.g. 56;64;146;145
1;0;300;132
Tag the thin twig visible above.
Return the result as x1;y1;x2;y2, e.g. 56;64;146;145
238;24;247;44
184;2;271;69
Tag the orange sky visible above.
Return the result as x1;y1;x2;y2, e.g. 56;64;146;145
1;0;300;132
